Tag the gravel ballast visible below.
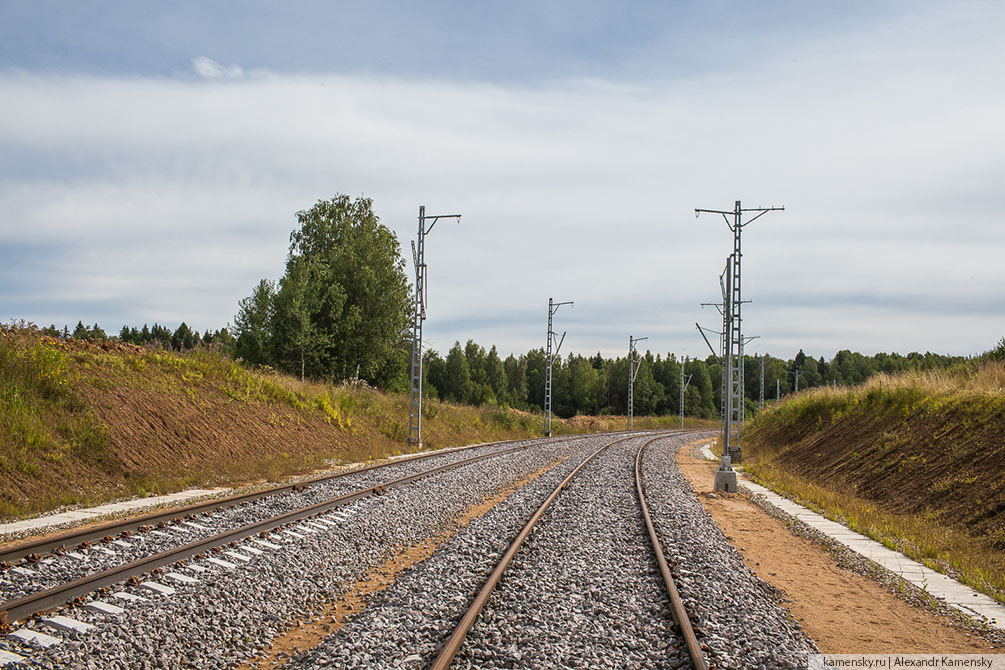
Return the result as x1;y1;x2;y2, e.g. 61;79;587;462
1;431;822;668
0;436;590;605
643;434;818;669
288;433;628;669
4;435;605;668
453;434;688;669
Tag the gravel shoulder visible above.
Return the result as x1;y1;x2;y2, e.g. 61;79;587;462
643;435;817;669
675;441;998;654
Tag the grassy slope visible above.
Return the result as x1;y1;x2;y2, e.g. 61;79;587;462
742;362;1005;603
0;328;712;521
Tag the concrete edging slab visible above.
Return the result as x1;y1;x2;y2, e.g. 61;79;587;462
697;442;1005;631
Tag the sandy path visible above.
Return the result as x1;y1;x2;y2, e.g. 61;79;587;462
675;443;996;654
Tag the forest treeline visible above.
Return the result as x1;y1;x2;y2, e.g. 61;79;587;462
416;341;973;419
40;321;235;352
35;193;1003;420
37;316;987;420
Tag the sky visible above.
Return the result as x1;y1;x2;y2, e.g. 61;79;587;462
1;1;1003;361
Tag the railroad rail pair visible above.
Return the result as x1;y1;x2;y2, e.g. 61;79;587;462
0;435;582;627
0;431;707;670
431;433;709;670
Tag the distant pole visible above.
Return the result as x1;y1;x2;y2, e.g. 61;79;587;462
776;378;780;400
790;368;806;392
679;355;692;430
740;335;758;425
628;335;648;430
544;298;573;436
408;205;461;448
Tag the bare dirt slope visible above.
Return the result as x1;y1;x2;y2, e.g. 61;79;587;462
0;331;548;520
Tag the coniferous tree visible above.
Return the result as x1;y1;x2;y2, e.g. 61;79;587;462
444;342;472;403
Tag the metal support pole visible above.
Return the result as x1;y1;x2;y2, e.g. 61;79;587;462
790;368;805;392
544;298;572;436
628;335;647;430
696;200;784;467
728;204;742;463
408;205;461;447
679;355;692;430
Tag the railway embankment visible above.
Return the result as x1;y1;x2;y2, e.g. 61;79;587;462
742;362;1005;604
0;327;700;524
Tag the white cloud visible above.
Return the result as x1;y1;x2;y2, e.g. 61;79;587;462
191;56;243;80
1;6;1004;357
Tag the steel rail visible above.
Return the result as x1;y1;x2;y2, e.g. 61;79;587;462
0;439;549;627
428;433;644;670
635;436;709;670
0;435;573;566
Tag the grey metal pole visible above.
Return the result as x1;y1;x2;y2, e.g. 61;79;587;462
729;202;742;464
407;207;426;447
408;205;461;447
628;336;633;431
696;200;784;466
628;335;647;430
544;298;572;436
679;355;692;430
790;368;804;392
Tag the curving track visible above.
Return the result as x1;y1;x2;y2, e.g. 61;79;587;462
431;433;706;670
0;433;615;667
0;431;818;668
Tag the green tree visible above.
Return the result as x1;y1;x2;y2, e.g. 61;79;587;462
503;354;528;407
568;355;603;415
444;342;472;403
172;322;196;351
422;349;447;400
272;258;318;381
280;195;410;385
486;346;506;402
985;337;1005;362
463;340;493;404
235;279;276;365
525;349;546;409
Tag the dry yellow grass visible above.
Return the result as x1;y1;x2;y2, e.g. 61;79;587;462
742;359;1005;604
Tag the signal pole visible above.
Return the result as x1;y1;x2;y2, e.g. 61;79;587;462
790;368;806;392
696;200;784;467
544;298;573;436
408;205;461;448
740;335;759;425
628;335;648;430
679;355;692;430
698;257;732;425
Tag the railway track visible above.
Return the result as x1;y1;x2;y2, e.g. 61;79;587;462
0;430;816;668
0;436;552;567
0;433;629;667
1;440;528;626
428;432;708;669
